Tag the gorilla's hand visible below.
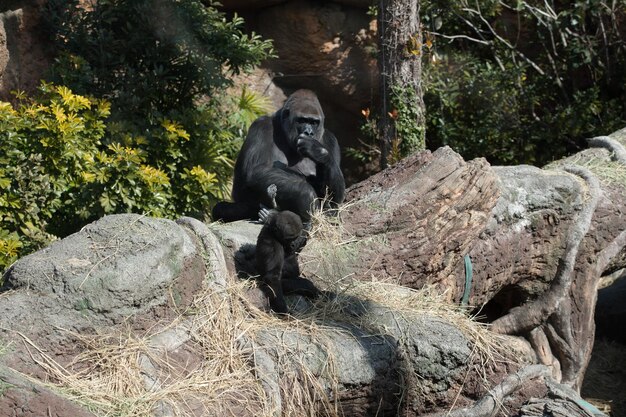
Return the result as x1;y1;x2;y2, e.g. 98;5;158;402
258;206;279;224
297;137;330;164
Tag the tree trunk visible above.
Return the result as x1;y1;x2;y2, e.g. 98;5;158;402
377;0;426;169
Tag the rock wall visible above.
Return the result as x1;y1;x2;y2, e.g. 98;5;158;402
0;0;52;101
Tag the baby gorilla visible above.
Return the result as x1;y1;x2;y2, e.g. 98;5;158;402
255;210;320;314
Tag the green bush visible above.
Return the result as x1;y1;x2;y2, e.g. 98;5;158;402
422;0;626;166
45;0;272;122
0;0;272;274
0;0;274;273
0;84;269;272
39;0;273;232
0;84;108;269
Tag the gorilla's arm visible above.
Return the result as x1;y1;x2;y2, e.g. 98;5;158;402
235;117;278;191
298;131;345;206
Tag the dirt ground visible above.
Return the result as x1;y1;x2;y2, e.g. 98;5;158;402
582;338;626;417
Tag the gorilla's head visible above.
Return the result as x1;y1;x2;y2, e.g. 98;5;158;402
280;89;325;147
270;210;303;245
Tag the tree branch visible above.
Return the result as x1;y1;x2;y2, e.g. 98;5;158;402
425;365;551;417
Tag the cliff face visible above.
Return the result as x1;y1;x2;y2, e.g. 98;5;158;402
0;1;52;101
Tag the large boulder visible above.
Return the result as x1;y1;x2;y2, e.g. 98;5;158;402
0;214;209;408
2;214;199;320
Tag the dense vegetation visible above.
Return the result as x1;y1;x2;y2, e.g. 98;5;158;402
423;0;626;165
0;0;273;271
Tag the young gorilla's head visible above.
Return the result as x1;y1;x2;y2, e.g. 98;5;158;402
280;89;325;147
269;210;303;245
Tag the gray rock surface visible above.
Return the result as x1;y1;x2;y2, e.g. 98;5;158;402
208;220;263;277
3;214;196;319
0;213;207;417
0;2;52;100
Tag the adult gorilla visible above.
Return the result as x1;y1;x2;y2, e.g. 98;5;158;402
212;89;345;223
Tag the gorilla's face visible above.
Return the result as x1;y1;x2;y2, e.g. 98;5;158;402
281;90;325;147
294;115;321;139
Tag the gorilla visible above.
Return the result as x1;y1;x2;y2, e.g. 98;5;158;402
212;89;345;223
255;209;320;314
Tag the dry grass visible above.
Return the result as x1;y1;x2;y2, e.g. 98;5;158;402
546;153;626;188
18;203;522;416
20;282;271;416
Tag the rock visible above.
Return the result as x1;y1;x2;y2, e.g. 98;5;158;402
251;294;473;415
0;1;52;100
3;214;197;319
177;216;229;288
208;220;263;277
0;213;207;384
0;364;96;417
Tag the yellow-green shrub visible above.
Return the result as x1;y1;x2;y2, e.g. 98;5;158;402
0;83;248;272
0;83;109;268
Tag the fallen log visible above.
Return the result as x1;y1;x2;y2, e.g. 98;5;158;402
328;127;626;391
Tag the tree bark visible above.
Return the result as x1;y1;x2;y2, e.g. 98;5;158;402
377;0;426;169
330;127;626;391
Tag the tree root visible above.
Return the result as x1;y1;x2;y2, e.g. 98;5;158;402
423;364;607;417
587;135;626;164
491;166;601;335
519;378;607;417
528;327;561;380
423;365;550;417
589;135;626;274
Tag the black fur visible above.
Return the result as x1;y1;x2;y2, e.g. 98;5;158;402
212;90;345;223
255;210;320;314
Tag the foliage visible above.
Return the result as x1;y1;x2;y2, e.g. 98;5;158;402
345;108;380;165
0;84;108;270
45;0;273;122
0;0;274;273
348;83;426;166
0;83;269;273
40;0;273;222
390;83;426;158
422;0;626;165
